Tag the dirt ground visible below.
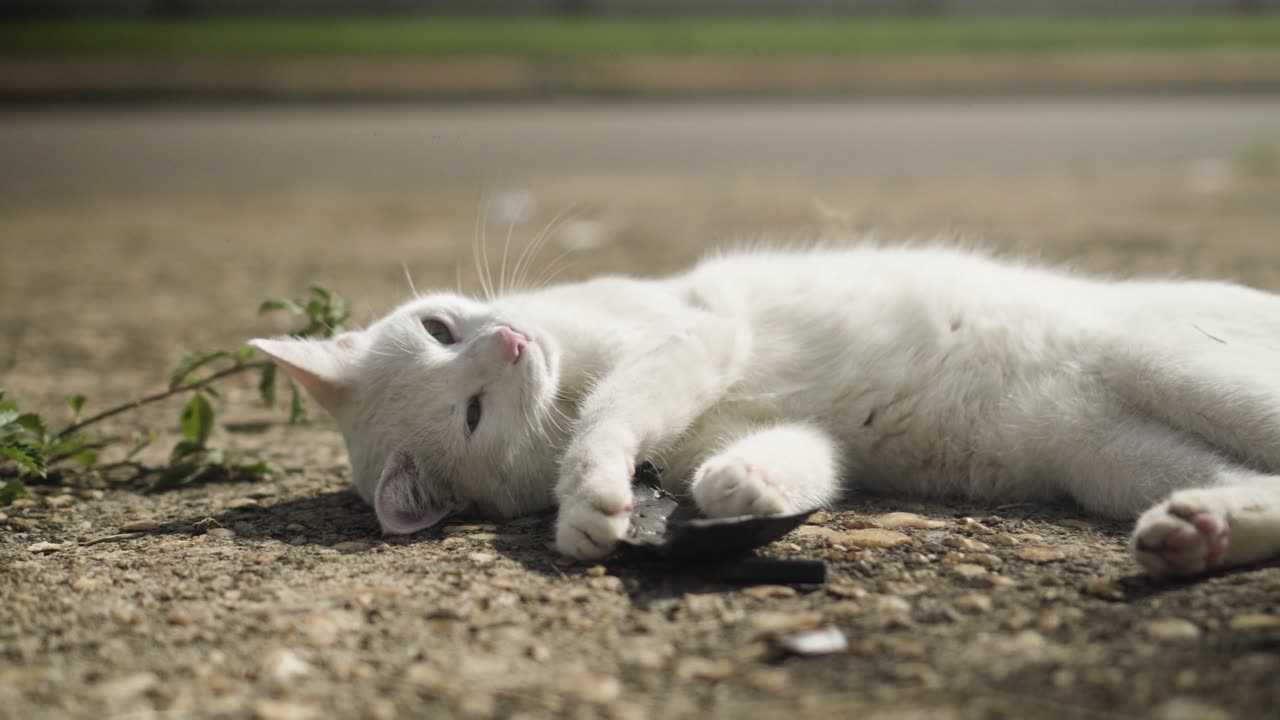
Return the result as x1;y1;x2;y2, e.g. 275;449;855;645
3;101;1280;720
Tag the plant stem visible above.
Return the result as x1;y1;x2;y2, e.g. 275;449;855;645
54;360;273;440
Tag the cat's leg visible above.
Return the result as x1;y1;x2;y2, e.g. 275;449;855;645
1101;324;1280;471
689;423;841;518
1132;472;1280;577
555;311;750;560
1006;382;1280;577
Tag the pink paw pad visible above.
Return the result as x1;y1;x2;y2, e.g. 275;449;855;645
1156;511;1229;575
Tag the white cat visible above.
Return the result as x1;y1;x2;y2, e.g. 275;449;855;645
251;245;1280;578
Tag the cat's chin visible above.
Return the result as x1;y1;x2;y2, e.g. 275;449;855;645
520;332;561;405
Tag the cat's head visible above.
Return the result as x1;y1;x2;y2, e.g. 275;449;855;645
251;292;564;534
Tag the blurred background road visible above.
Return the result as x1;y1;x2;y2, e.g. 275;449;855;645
4;98;1280;199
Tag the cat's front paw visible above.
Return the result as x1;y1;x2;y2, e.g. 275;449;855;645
691;456;792;518
1132;490;1231;578
554;485;632;561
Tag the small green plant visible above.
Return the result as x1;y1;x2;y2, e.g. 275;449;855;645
0;284;348;503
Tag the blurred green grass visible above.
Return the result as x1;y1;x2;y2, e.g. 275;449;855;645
3;17;1280;58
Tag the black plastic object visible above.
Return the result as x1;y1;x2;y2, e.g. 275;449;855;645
620;464;825;584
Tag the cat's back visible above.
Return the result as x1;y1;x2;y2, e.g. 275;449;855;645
684;244;1093;323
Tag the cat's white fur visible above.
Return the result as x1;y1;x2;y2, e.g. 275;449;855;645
251;245;1280;578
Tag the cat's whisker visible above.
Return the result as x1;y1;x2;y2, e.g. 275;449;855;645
529;247;579;291
513;202;579;292
401;261;420;298
499;207;519;297
473;200;495;302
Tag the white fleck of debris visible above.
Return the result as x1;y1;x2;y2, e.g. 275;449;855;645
779;625;848;656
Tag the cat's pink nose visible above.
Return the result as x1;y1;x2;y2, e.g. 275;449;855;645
497;326;529;362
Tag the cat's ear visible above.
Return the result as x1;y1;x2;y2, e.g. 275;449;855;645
373;451;458;535
248;332;362;415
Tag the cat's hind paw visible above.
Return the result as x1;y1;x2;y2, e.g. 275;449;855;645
1131;491;1230;578
691;456;792;518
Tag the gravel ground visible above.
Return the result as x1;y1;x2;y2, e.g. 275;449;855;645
3;102;1280;720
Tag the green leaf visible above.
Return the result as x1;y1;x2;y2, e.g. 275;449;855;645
69;450;98;468
47;434;87;460
15;412;46;436
288;380;307;424
67;393;86;419
0;478;28;505
152;462;207;490
258;364;277;407
168;350;232;390
0;441;46;478
169;438;205;463
179;392;215;445
308;284;332;303
235;344;255;361
258;298;303;316
236;461;272;478
0;409;18;428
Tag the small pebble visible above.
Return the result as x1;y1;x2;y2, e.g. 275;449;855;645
332;541;372;553
875;512;946;530
674;657;735;681
1085;578;1126;601
948;563;988;579
558;673;621;704
228;497;259;509
1229;614;1280;631
990;533;1020;546
1142;618;1202;641
791;526;843;543
825;583;867;599
71;576;107;591
584;565;607;577
840;528;914;548
942;536;990;552
44;494;75;508
588;576;624;592
954;593;993;613
748;611;823;634
206;528;236;539
1016;546;1066;563
875;595;913;615
745;668;791;693
741;585;797;600
264;648;312;684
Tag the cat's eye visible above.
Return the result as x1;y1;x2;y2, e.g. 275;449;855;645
465;396;483;434
422;318;454;345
